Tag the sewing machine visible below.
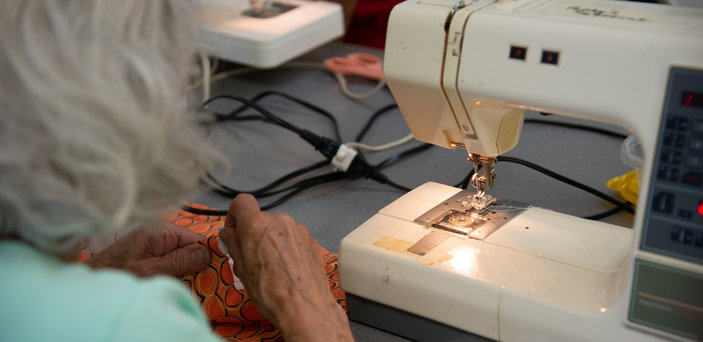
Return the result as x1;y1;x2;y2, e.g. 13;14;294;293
199;0;343;68
338;0;703;341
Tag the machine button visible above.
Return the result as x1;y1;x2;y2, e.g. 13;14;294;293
678;117;690;131
666;116;690;131
653;192;675;213
663;132;686;148
690;137;703;151
695;232;703;247
685;154;703;169
683;229;693;244
679;209;693;219
676;134;686;148
660;149;683;165
670;227;695;244
681;172;702;186
666;116;680;130
693;120;703;134
663;132;675;146
657;166;680;182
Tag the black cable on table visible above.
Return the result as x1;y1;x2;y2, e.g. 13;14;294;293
185;171;348;215
524;119;628;139
200;93;340;201
375;143;434;171
257;172;348;210
583;207;624;221
217;90;343;141
355;103;399;142
496;155;634;215
197;94;349;210
205;165;341;202
197;95;635;217
190;98;636;218
202;94;306;135
202;160;330;199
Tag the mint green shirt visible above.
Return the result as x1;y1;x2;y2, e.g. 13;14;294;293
0;241;223;342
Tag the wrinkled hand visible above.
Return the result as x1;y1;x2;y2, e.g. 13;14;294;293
86;221;211;278
219;194;353;342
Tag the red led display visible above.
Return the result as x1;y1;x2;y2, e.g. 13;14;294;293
698;200;703;216
682;91;703;108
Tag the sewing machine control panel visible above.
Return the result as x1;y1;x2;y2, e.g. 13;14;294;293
630;68;703;340
642;67;703;265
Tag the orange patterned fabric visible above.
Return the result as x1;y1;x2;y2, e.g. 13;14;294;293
165;204;347;341
78;203;347;341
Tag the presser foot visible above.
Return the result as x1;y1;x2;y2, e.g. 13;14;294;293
243;1;296;18
413;189;530;242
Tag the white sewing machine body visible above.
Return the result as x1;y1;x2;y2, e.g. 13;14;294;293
339;0;703;341
199;0;343;68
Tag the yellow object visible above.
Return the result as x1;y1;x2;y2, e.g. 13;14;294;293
607;170;640;205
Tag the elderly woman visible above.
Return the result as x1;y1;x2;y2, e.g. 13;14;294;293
0;1;353;341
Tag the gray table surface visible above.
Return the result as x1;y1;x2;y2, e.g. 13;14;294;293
193;41;635;341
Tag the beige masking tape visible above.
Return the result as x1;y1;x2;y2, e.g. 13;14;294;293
373;235;416;256
373;235;453;265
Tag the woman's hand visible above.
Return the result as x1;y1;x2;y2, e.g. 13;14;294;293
219;194;353;342
86;221;211;278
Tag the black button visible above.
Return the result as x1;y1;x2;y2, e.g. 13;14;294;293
685;154;703;169
666;116;679;130
663;132;686;148
693;120;703;134
664;132;676;147
683;230;693;244
679;209;693;219
678;117;690;131
695;232;703;247
653;192;675;213
660;150;683;165
671;227;682;241
657;166;680;182
675;135;686;148
691;138;703;152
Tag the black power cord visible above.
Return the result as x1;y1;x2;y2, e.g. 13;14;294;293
522;118;633;220
202;161;329;199
185;95;398;215
187;95;635;220
213;90;343;141
355;103;399;142
524;118;628;139
496;155;634;216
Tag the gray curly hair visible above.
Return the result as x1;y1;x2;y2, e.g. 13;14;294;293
0;0;219;252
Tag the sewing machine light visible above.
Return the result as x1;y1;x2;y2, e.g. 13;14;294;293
447;246;480;275
682;91;703;108
540;50;560;65
509;46;527;60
